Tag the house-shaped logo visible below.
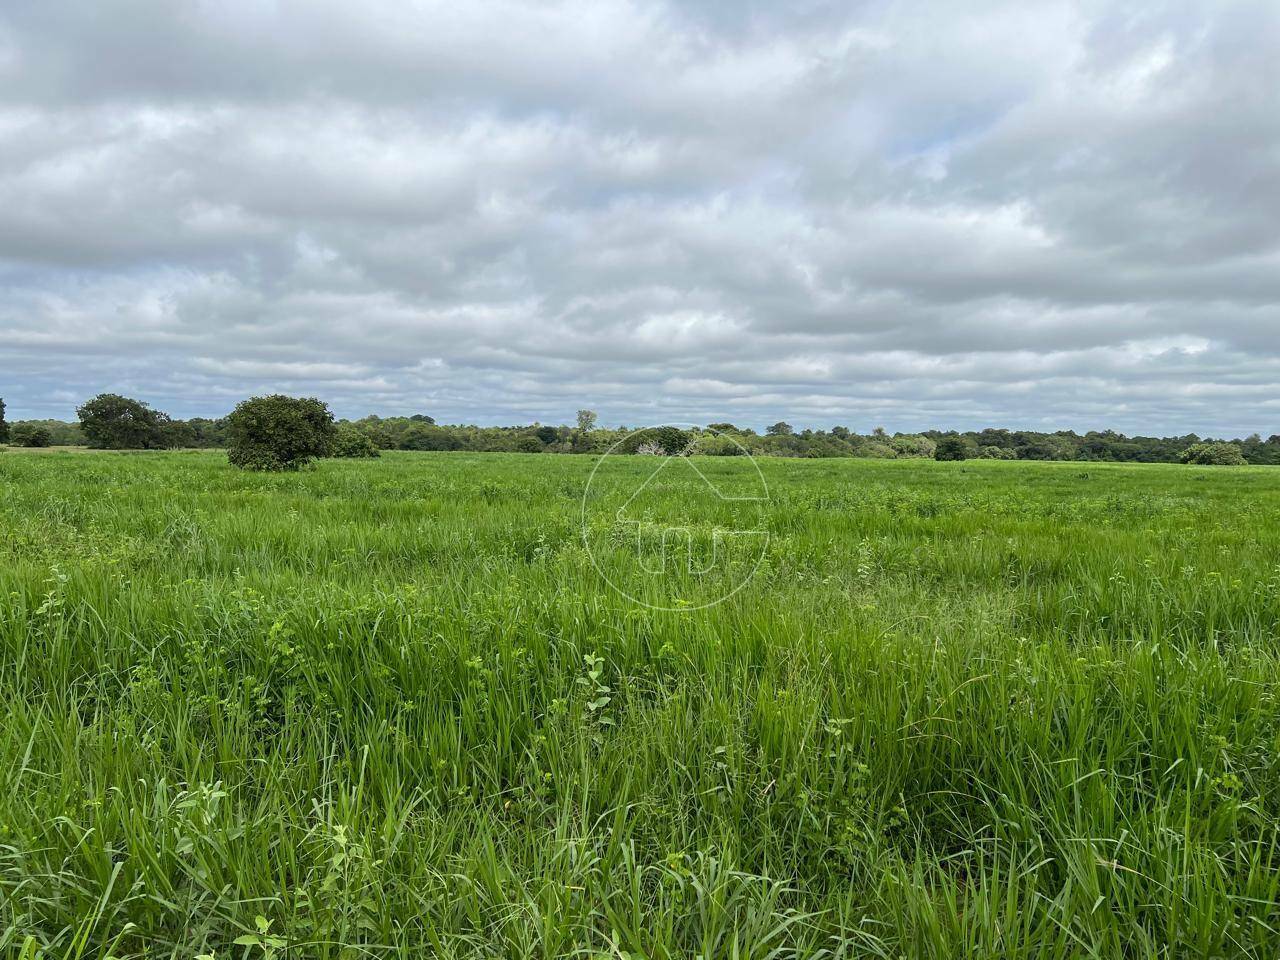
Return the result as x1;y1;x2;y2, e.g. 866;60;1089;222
581;426;769;611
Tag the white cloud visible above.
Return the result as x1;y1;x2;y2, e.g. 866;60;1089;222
1;0;1278;436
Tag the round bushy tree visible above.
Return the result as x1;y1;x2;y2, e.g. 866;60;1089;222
77;393;170;449
620;426;692;455
695;433;746;456
934;436;971;461
330;424;381;459
11;424;53;447
399;424;462;451
1179;441;1247;466
226;395;336;471
891;433;937;458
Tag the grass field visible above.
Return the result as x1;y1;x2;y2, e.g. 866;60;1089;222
2;449;1279;958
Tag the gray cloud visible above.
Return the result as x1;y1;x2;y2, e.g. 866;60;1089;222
2;0;1278;435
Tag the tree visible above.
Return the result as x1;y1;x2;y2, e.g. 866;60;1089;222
77;393;171;449
766;421;794;436
694;433;745;456
399;424;462;451
331;424;381;458
935;436;971;461
576;410;598;433
619;426;692;455
161;419;197;449
0;397;7;444
976;445;1016;460
891;434;937;458
10;424;52;447
858;440;897;459
226;395;336;471
1179;442;1247;466
535;425;560;445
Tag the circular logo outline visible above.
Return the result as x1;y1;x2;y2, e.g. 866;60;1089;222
580;424;770;612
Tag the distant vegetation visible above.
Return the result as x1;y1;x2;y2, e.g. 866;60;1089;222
2;394;1276;464
1180;441;1250;466
9;424;52;448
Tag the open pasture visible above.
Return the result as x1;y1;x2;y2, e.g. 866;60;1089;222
1;449;1279;957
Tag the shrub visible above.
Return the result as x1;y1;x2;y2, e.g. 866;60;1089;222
331;425;381;459
935;436;971;461
857;441;898;459
1180;441;1247;466
226;395;336;471
620;426;692;455
10;424;52;447
515;434;543;453
1016;437;1075;461
977;445;1016;460
77;394;171;449
399;425;462;451
891;434;937;458
694;433;746;456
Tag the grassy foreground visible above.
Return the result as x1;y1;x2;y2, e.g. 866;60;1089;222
1;449;1279;958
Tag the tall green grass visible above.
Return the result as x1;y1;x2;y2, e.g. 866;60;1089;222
0;449;1278;957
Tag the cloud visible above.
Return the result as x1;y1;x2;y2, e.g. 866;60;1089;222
1;0;1278;436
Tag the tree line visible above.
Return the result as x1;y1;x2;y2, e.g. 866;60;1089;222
2;393;1277;466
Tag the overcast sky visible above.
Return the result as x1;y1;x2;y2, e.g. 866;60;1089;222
2;1;1278;434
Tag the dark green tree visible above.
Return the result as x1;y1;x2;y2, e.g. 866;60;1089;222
226;395;336;471
399;424;462;451
10;424;52;447
161;419;198;449
935;436;971;461
331;424;381;458
77;394;171;449
0;397;7;444
620;426;692;455
766;421;794;436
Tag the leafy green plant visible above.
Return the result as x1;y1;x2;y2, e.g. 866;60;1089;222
9;424;53;447
225;395;336;471
329;425;381;459
934;436;971;461
1180;441;1248;465
77;393;173;449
